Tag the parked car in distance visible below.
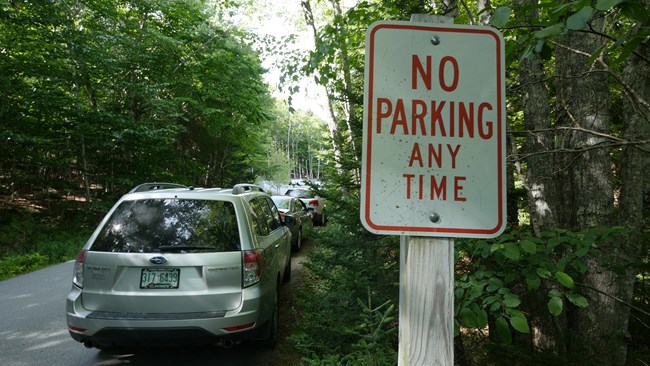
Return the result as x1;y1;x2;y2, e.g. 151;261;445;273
284;187;326;226
271;195;314;252
66;183;292;349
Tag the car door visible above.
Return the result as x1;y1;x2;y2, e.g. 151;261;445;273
294;198;314;235
248;197;290;282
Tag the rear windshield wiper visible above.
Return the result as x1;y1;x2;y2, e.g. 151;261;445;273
156;246;218;253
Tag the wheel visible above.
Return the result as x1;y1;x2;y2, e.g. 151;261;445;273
260;289;279;349
292;228;302;252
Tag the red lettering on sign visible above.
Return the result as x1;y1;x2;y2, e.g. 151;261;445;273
431;175;447;200
411;55;431;91
374;98;494;140
377;98;392;134
478;102;494;139
408;143;462;169
411;55;459;92
403;174;414;199
454;176;467;202
409;143;423;167
412;99;427;135
439;56;459;92
390;99;408;135
402;174;468;202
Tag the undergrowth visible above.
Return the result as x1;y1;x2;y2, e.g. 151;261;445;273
0;207;94;281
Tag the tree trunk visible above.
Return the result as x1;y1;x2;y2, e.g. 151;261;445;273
329;0;358;163
516;1;558;237
514;0;566;356
300;0;344;167
555;17;630;365
617;0;650;362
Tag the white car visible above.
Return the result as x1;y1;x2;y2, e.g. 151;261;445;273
66;183;292;349
284;187;326;226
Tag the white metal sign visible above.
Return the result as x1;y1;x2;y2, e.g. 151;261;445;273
361;20;506;238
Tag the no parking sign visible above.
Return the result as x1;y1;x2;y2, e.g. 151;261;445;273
361;20;506;238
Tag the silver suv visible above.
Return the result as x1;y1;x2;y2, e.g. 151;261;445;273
66;183;292;349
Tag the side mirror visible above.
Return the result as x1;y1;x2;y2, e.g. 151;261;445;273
284;215;297;226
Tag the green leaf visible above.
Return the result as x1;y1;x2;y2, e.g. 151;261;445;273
616;37;644;64
490;6;511;28
547;237;561;251
483;295;499;306
460;306;478;328
521;240;537;254
495;316;512;344
575;241;590;257
548;296;563;316
620;1;650;24
503;293;521;308
555;271;575;288
572;259;588;274
536;267;552;279
490;301;502;312
475;307;488;328
525;272;541;290
566;293;589;308
566;6;594;30
596;0;625;11
509;313;531;333
504;245;520;261
535;23;564;39
487;277;504;292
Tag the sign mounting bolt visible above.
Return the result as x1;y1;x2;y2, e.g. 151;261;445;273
429;212;441;223
431;35;440;45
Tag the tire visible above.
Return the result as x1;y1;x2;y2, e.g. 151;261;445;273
260;289;280;349
292;228;302;252
315;212;326;226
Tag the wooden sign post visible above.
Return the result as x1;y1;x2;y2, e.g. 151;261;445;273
399;235;454;365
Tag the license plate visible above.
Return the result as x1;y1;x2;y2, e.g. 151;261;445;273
140;268;180;289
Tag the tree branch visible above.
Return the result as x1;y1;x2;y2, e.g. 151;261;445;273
575;281;650;319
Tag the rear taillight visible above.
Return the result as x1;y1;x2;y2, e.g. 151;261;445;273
308;199;319;206
224;322;256;332
72;249;87;288
243;250;264;287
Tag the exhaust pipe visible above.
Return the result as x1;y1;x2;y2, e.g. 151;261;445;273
83;340;95;348
218;339;236;349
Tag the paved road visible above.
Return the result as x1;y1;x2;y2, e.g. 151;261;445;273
0;239;313;366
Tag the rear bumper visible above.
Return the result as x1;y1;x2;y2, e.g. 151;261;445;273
66;285;273;347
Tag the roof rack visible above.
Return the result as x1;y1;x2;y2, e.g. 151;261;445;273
128;182;189;193
232;184;265;195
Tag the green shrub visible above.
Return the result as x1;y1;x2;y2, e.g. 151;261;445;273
0;210;92;280
290;181;400;364
0;253;48;280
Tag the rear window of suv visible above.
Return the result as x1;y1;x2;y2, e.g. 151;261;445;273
90;199;240;253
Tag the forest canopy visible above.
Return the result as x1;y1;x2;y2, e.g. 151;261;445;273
0;0;302;199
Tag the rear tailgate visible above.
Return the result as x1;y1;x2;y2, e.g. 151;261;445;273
81;251;243;314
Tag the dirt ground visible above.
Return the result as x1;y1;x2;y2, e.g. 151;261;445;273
265;237;316;366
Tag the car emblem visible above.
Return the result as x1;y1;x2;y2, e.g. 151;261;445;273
149;256;167;265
